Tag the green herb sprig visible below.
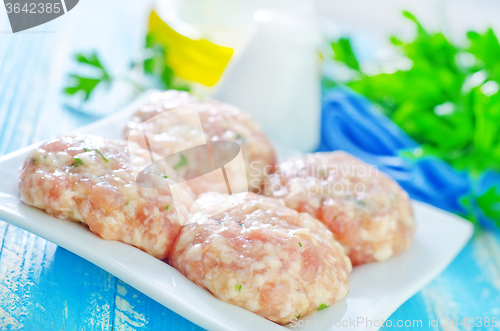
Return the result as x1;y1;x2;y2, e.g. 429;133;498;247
64;52;111;101
84;148;109;162
174;153;188;170
63;33;190;103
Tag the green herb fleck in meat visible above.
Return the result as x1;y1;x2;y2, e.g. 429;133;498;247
71;157;84;167
235;133;245;143
174;153;188;170
316;303;329;311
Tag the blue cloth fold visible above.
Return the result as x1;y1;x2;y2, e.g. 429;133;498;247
317;88;471;215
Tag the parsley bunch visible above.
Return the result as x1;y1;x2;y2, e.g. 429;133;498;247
328;11;500;227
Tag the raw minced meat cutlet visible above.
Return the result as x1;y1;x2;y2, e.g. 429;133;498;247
19;134;194;259
262;151;415;266
169;192;351;324
124;90;276;195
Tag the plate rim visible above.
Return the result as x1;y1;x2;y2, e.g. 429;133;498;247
0;92;474;331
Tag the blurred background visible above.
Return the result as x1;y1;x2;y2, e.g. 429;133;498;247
1;0;500;330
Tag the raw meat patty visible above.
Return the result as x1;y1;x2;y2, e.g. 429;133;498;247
169;192;351;324
19;134;194;259
262;151;415;266
124;90;276;194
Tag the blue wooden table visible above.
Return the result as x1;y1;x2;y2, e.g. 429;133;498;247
0;1;499;330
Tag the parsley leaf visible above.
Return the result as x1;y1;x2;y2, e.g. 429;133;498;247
330;37;360;71
144;33;191;91
75;52;107;69
144;33;173;89
64;52;111;101
467;28;500;83
84;148;109;162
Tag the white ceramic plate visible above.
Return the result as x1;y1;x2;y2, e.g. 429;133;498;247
0;93;473;331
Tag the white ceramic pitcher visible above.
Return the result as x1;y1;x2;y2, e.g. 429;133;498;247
213;0;321;153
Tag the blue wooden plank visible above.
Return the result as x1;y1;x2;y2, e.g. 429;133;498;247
113;280;204;331
383;232;500;330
